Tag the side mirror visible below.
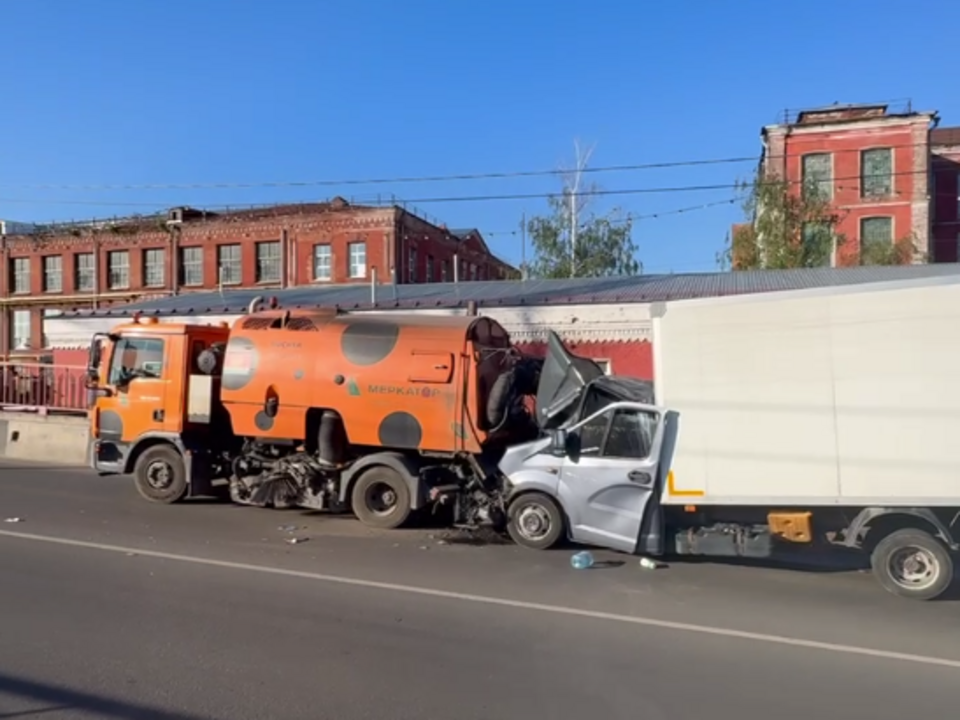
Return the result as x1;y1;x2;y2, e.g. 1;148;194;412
551;429;580;458
550;429;567;456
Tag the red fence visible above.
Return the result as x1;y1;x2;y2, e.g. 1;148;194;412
0;362;89;414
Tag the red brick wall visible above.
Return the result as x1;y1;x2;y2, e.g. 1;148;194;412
515;339;653;380
1;203;517;354
779;125;923;265
397;213;514;283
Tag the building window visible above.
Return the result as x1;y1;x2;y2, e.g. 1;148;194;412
217;244;241;285
956;231;960;262
11;309;31;349
425;255;434;283
107;250;130;290
75;252;95;292
179;246;203;287
801;153;833;200
408;246;417;282
861;148;893;198
348;241;366;279
41;308;60;348
860;217;893;258
440;259;449;282
11;258;29;294
469;263;477;281
801;222;834;267
256;241;281;283
143;248;165;288
42;256;62;293
312;244;332;281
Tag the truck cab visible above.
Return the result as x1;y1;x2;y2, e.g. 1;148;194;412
499;331;671;555
86;315;231;498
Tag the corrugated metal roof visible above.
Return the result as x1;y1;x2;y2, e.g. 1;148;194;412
63;265;960;318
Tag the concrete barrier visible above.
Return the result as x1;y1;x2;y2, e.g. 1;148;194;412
0;411;90;466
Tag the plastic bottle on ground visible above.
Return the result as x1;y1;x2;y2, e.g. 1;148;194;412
570;550;595;570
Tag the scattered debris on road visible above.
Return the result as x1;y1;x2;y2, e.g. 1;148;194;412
285;537;309;545
570;551;595;569
638;557;665;570
4;517;22;523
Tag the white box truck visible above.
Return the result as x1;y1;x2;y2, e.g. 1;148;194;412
499;274;960;601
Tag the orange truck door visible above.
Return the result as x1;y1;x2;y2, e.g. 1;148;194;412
97;334;174;448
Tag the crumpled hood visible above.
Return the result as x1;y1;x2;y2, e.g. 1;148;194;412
534;330;605;431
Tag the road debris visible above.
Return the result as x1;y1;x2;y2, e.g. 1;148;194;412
285;537;309;545
570;551;595;569
4;517;22;523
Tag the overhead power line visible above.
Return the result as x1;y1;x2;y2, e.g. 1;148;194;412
0;138;947;192
0;163;944;212
483;198;740;237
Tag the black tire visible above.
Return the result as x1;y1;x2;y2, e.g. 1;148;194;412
506;492;564;550
133;444;188;504
870;528;955;601
486;369;516;428
351;466;412;530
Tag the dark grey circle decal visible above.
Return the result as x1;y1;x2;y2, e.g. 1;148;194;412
341;322;399;366
377;411;422;448
254;410;274;431
99;410;124;442
222;336;259;391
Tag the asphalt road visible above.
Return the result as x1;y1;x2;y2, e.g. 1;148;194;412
1;461;960;719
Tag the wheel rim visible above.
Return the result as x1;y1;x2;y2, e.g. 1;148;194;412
145;460;174;491
364;482;399;516
887;546;941;591
516;504;552;542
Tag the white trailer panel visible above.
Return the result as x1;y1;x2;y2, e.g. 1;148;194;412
652;275;960;507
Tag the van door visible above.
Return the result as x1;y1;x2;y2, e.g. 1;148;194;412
556;403;665;553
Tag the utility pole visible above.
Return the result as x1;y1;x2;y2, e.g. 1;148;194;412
567;139;593;278
520;211;527;280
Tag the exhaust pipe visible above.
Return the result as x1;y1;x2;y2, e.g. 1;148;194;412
247;296;264;314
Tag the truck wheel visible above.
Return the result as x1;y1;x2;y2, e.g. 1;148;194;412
870;528;955;601
351;466;412;530
507;493;564;550
133;445;189;504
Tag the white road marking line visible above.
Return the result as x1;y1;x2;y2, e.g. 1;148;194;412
1;527;958;670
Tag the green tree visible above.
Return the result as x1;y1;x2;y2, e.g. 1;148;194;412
523;141;641;279
525;194;640;279
719;171;846;270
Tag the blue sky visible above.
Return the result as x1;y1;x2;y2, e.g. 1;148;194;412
1;0;956;274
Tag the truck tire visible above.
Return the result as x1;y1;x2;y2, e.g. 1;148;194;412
507;492;564;551
351;466;412;530
486;369;516;428
870;528;955;601
133;444;189;504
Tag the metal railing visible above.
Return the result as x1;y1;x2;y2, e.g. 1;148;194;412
0;362;90;415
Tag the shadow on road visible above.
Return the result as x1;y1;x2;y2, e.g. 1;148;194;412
0;673;215;720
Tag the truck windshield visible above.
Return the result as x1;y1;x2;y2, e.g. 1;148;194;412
107;337;164;385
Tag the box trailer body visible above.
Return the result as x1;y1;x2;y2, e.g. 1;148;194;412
500;275;960;600
652;275;960;508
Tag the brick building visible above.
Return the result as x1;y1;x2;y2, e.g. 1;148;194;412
931;127;960;261
754;102;937;266
0;198;517;356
